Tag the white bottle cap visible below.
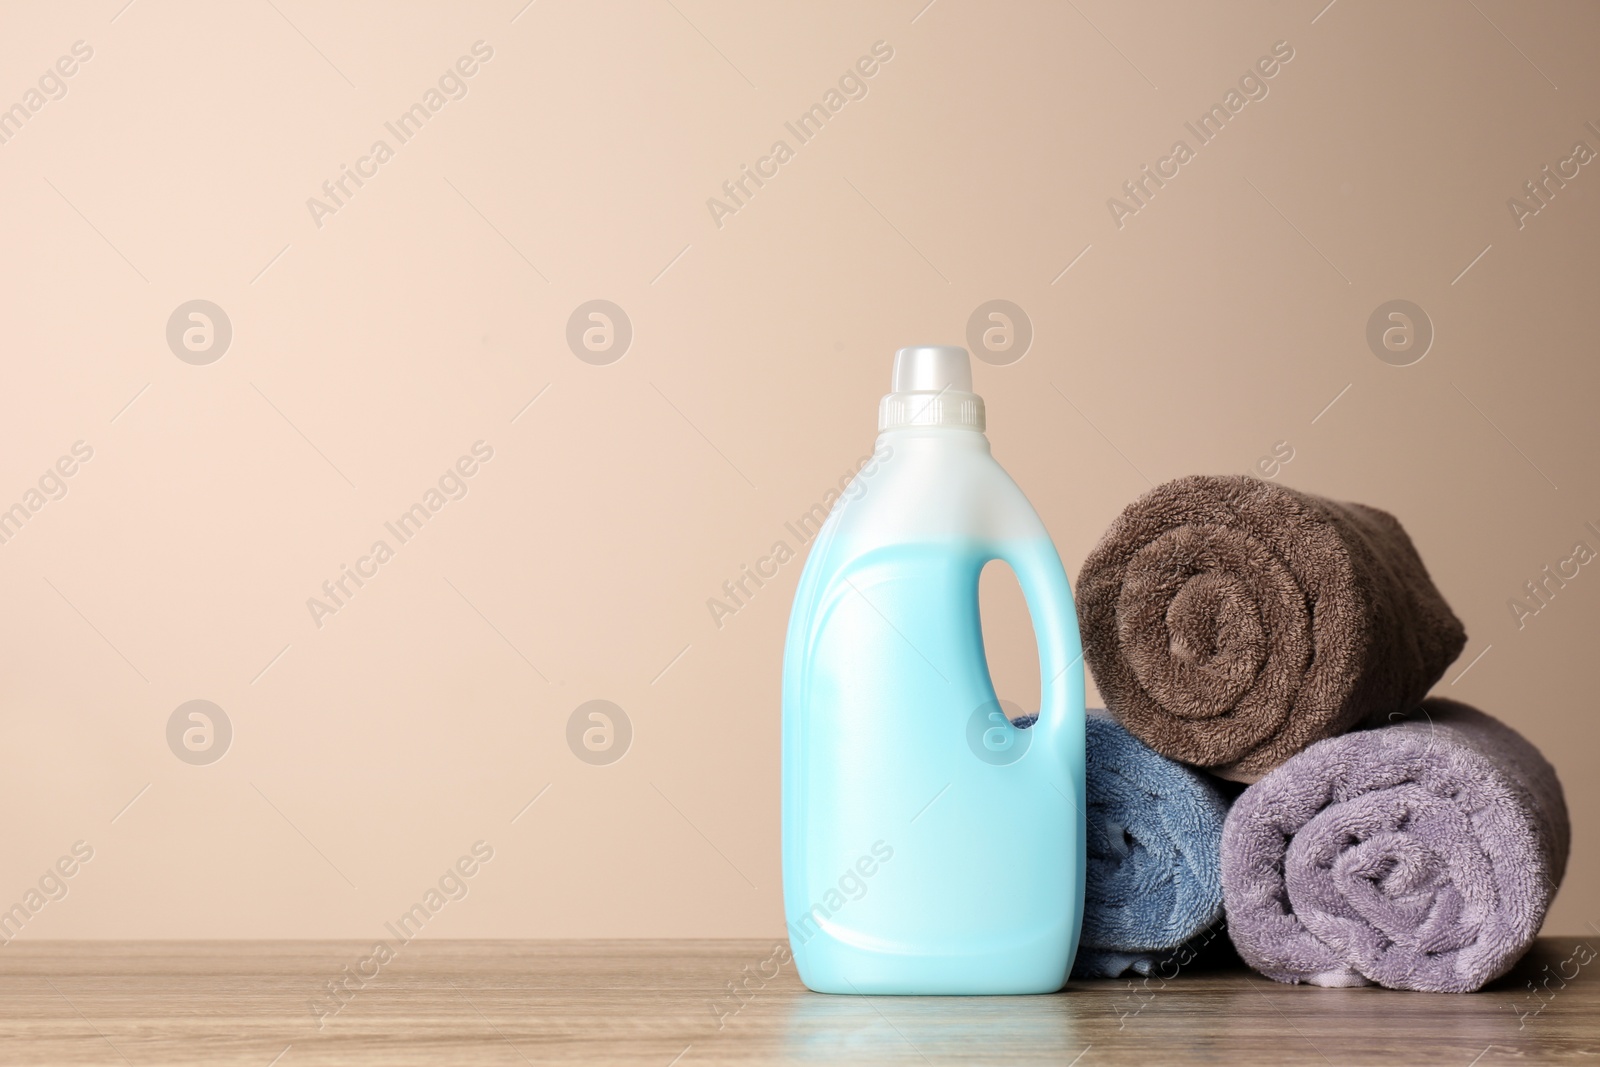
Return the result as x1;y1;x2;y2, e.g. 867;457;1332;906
878;345;986;432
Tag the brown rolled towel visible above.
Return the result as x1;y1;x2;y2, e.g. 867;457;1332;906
1077;475;1466;782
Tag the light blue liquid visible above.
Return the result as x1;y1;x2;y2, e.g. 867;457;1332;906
782;538;1086;994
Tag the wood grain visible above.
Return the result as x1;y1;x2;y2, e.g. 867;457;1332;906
1;938;1595;1065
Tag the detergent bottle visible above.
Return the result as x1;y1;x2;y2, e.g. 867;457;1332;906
781;345;1086;994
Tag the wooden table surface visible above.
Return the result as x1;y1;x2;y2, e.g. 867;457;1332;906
1;938;1594;1065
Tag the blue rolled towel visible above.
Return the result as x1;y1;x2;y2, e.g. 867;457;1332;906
1072;711;1230;978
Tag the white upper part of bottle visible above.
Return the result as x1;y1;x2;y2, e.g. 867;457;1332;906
878;345;986;433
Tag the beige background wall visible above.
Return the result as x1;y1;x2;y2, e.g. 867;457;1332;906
0;0;1594;941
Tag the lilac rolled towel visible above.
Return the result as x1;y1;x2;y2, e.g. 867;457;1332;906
1222;699;1569;992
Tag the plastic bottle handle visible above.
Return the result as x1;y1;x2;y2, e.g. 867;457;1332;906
992;540;1083;732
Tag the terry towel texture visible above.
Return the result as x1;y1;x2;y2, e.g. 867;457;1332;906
1221;699;1569;992
1073;712;1230;979
1077;475;1467;781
